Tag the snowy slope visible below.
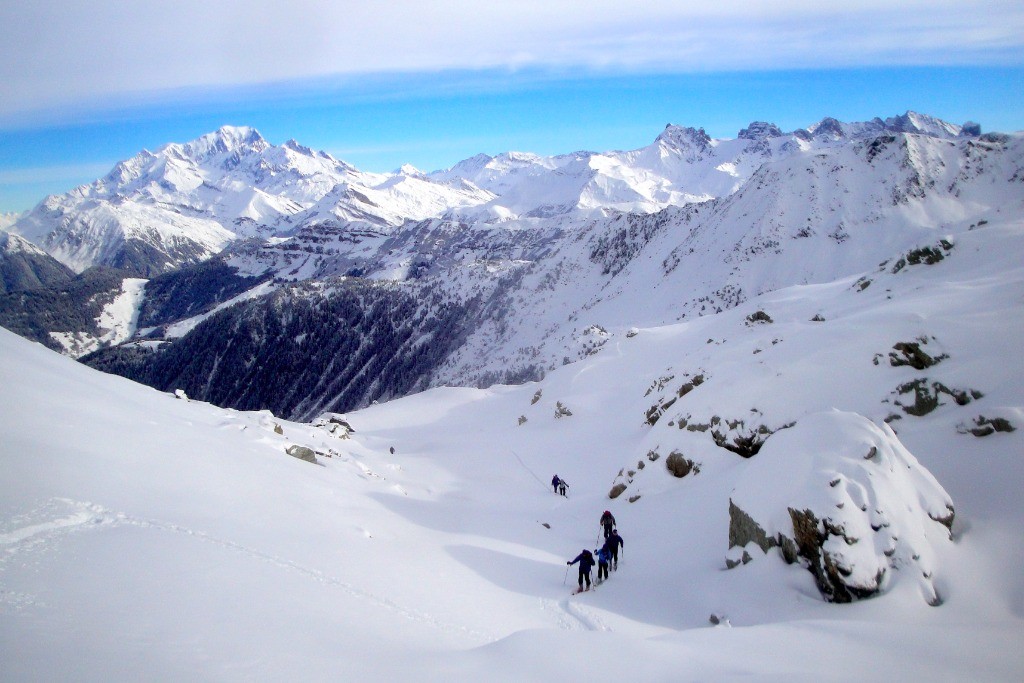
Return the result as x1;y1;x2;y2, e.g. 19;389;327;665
2;210;1023;680
413;130;1024;389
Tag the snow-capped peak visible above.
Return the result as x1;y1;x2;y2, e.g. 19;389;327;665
0;229;47;257
804;116;850;139
283;139;316;156
397;163;425;177
737;121;784;140
884;111;961;138
655;124;713;150
171;125;269;163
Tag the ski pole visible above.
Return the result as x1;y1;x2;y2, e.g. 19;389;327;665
563;564;569;585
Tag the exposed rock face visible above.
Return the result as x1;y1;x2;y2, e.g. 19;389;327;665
738;121;784;140
727;499;776;553
889;339;946;369
727;410;954;604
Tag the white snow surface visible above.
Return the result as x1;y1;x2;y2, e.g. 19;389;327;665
3;214;1024;680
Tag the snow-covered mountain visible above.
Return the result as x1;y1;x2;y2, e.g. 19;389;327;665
2;200;1022;677
10;111;977;278
9;126;493;275
150;121;1018;417
0;229;74;294
2;112;1019;420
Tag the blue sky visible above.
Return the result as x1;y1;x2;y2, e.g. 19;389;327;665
2;1;1023;214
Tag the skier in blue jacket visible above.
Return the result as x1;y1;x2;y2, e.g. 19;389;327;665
594;545;611;582
567;549;595;591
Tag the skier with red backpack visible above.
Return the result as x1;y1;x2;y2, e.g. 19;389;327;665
600;510;616;539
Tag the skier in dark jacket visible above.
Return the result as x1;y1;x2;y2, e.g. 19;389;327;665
600;510;616;539
552;475;562;494
594;546;611;582
605;529;624;570
567;549;595;591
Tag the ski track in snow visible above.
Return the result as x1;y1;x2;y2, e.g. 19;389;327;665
554;595;612;632
3;497;616;638
0;498;496;644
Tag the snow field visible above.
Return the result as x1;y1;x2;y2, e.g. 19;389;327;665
2;216;1024;680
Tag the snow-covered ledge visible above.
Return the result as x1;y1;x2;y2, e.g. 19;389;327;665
727;410;954;604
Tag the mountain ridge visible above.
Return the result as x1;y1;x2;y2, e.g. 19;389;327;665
9;111;982;276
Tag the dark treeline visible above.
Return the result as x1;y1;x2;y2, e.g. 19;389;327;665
138;257;273;328
82;279;474;420
0;267;131;350
0;233;75;295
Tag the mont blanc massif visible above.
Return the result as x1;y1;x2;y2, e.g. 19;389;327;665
2;112;1023;680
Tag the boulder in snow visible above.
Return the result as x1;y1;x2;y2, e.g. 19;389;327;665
285;445;317;464
728;410;954;604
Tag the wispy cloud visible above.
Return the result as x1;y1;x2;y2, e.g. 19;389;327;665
2;1;1022;124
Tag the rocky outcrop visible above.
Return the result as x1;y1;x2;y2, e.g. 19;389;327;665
727;410;954;605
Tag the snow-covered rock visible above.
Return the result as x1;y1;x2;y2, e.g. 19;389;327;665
728;410;954;604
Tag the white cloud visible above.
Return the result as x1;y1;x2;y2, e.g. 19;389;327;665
1;0;1022;121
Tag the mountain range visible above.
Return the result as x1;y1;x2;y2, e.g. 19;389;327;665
2;110;1023;678
1;111;1022;419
